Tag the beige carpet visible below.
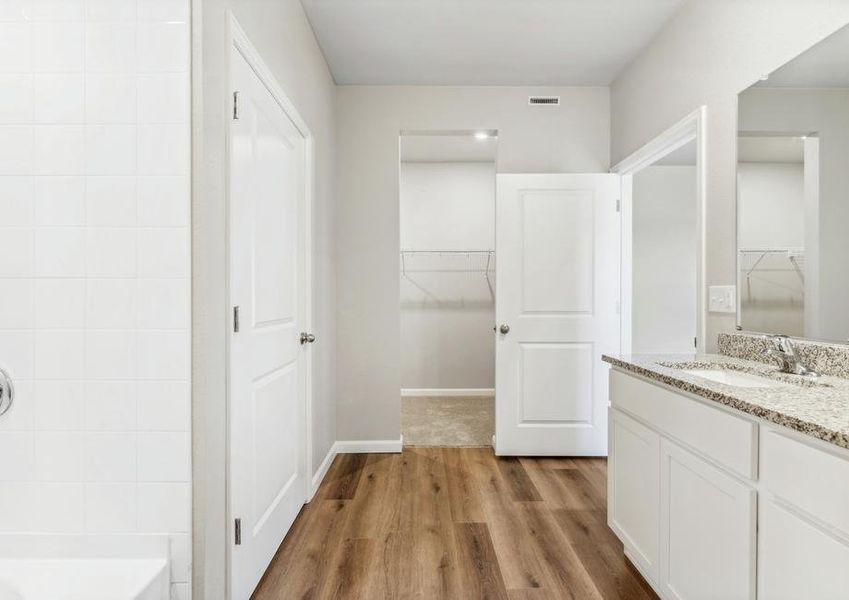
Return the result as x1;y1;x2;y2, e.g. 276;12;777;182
402;395;494;447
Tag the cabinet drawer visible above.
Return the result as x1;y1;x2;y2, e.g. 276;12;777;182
610;369;758;479
762;428;849;537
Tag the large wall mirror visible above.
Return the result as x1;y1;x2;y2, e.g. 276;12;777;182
737;24;849;344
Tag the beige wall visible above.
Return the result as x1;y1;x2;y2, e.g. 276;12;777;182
193;0;337;597
610;0;849;349
632;165;698;354
336;85;610;442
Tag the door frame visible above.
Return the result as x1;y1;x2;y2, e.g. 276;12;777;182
224;10;315;592
611;107;707;353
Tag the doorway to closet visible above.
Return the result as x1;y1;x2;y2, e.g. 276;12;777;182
398;131;498;447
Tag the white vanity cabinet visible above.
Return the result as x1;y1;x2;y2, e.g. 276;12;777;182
659;439;756;600
609;409;660;580
758;430;849;599
608;367;849;600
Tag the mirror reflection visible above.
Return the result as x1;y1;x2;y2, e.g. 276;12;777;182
737;24;849;344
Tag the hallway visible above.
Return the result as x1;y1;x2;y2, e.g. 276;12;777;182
252;448;657;599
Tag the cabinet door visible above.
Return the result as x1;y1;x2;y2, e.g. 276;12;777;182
759;497;849;600
660;440;756;600
609;408;660;581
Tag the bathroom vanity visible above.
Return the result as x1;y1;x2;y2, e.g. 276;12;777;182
603;351;849;600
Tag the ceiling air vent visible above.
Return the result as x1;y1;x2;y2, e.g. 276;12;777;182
528;96;560;106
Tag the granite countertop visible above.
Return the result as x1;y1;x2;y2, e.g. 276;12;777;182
602;353;849;450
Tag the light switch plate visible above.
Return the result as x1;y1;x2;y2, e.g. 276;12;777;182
708;285;736;313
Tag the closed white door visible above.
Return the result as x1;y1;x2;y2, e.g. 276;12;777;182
495;174;620;455
229;45;308;599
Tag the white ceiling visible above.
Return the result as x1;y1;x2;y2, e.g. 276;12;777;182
400;132;498;162
300;0;685;85
756;23;849;88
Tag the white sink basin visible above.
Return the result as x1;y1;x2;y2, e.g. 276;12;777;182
682;369;788;388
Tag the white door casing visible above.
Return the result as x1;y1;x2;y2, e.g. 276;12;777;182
228;41;308;599
495;174;620;456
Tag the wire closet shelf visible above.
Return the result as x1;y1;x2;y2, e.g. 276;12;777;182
399;249;495;277
739;247;805;283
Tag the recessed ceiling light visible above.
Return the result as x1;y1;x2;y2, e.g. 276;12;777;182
474;131;489;140
759;74;770;81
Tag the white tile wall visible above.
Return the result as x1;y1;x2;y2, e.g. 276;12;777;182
0;1;190;597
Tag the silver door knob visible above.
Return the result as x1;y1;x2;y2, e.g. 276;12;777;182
300;332;316;345
499;324;510;335
0;366;13;417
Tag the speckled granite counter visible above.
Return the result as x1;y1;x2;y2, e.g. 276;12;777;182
602;353;849;450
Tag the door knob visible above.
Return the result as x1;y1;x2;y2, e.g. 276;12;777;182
0;366;13;417
499;324;510;335
300;332;316;345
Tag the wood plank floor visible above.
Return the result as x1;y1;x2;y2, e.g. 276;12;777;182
252;448;658;600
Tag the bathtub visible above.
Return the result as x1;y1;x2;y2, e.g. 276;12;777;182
0;535;170;600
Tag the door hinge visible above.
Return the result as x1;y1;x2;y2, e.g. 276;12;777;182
233;91;240;120
234;518;242;545
694;336;698;348
233;306;240;333
615;198;621;212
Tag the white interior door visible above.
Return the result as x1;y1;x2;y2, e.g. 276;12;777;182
495;174;620;455
229;45;308;599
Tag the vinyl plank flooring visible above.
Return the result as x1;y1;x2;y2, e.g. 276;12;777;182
252;449;658;600
518;502;603;600
554;508;654;600
454;522;510;600
322;453;368;500
442;447;486;522
496;456;543;501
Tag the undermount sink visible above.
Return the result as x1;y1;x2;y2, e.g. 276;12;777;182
680;368;789;388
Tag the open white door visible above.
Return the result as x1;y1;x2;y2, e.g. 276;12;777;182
495;174;620;456
229;43;308;598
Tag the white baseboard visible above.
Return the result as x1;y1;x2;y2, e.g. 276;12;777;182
401;388;495;397
335;436;403;454
309;444;338;500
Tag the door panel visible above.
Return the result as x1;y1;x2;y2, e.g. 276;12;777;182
496;174;620;455
609;408;660;581
519;342;592;423
521;190;594;313
660;440;756;600
759;496;849;600
230;45;307;600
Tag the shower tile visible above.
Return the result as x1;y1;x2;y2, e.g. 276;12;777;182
32;22;84;73
34;227;84;277
85;227;137;277
85;22;136;73
34;431;85;481
34;176;85;226
85;278;137;328
34;380;84;430
33;75;85;123
34;278;85;328
85;176;137;227
33;330;84;379
84;330;137;380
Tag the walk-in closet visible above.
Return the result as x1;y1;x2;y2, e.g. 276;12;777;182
398;132;497;446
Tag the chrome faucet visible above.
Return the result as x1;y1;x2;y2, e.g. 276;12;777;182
765;335;818;377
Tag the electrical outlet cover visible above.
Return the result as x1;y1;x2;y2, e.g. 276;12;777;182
708;285;737;313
